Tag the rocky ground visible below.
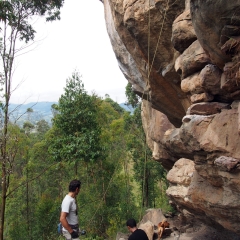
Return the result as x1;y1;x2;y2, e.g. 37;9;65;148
116;209;240;240
159;226;240;240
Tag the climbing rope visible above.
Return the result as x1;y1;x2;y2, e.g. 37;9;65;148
82;0;171;227
148;0;169;77
138;0;170;221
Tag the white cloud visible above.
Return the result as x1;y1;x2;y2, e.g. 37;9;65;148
10;0;127;104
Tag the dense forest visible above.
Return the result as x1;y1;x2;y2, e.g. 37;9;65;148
1;71;171;239
0;1;171;239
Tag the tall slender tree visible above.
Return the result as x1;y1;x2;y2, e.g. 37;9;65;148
0;1;64;238
124;85;169;215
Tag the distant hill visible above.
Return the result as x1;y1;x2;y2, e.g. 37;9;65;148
8;101;134;127
119;103;135;113
9;102;57;126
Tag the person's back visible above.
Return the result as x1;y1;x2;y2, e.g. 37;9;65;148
128;228;148;240
126;218;148;240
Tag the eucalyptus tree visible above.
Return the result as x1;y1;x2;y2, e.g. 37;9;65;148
0;1;64;238
49;71;102;172
125;82;141;108
77;98;138;238
35;119;50;139
124;85;169;214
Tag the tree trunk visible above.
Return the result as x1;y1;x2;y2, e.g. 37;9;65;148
0;165;7;240
26;160;32;240
0;101;9;240
75;161;78;176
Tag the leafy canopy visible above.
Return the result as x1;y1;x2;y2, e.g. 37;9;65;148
49;71;102;163
0;0;64;43
125;82;141;108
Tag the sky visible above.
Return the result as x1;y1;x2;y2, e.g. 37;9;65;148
10;0;128;104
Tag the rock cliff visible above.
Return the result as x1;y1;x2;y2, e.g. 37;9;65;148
103;0;240;238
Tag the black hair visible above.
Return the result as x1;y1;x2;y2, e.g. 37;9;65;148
69;179;81;192
126;218;136;228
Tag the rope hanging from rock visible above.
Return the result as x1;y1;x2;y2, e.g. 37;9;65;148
139;0;151;222
139;0;169;221
86;0;171;224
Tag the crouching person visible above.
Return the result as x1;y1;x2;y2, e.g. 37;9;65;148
60;179;81;240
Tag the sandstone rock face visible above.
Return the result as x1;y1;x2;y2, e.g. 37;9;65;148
104;0;190;127
141;100;175;170
103;0;240;238
171;8;197;53
167;158;240;235
104;0;146;95
190;0;240;68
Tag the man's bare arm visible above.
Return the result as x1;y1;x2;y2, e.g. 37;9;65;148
60;212;73;234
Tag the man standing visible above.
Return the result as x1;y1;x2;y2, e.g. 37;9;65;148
126;218;149;240
60;179;81;240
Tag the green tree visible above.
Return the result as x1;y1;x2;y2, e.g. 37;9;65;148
5;127;67;240
78;99;137;239
49;71;102;171
0;1;64;238
124;104;169;217
104;96;125;115
51;103;59;117
125;82;141;108
23;121;34;134
36;119;50;139
1;123;29;239
26;107;34;123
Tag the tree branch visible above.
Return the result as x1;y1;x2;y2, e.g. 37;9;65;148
6;161;58;197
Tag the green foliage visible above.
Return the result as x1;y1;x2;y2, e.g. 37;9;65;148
0;0;64;43
71;96;136;239
123;105;170;213
0;1;14;24
125;83;141;108
33;195;60;239
2;74;172;240
50;71;102;164
36;119;50;139
5;130;68;240
0;0;64;239
26;108;33;113
51;103;59;117
104;97;125;115
23;121;34;130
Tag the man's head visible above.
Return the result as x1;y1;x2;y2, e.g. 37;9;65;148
126;218;137;232
69;179;81;193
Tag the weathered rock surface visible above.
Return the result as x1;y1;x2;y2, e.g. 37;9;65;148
116;209;239;240
103;0;240;238
186;102;230;116
175;40;211;80
166;159;240;239
141;100;175;170
104;0;190;127
171;8;197;53
190;0;240;69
